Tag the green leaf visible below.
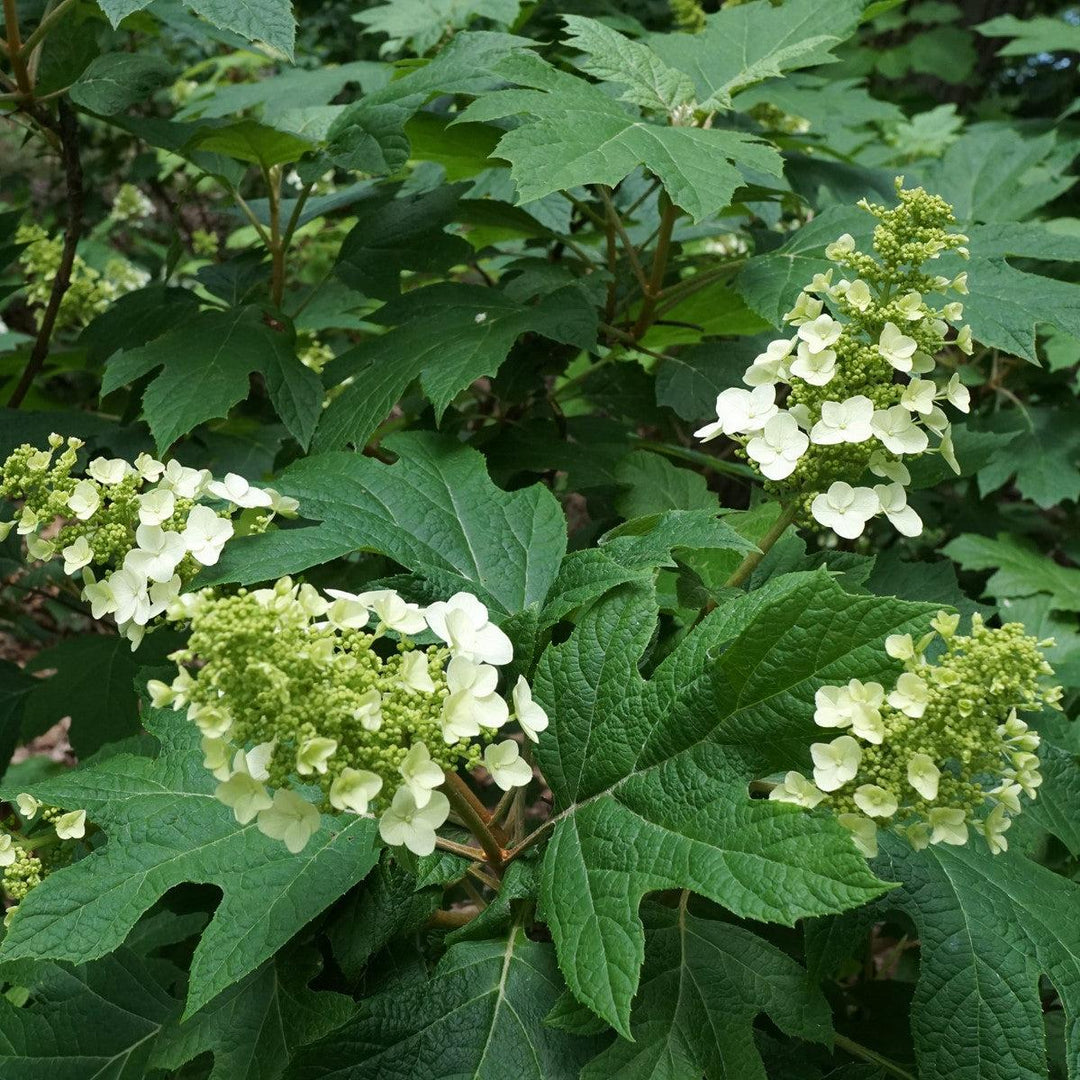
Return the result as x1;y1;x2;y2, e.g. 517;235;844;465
957;257;1080;364
183;120;313;167
581;900;831;1080
0;947;178;1078
736;207;869;325
289;929;606;1079
97;0;297;60
328;856;442;979
0;708;381;1018
921;127;1073;224
599;508;757;570
975;407;1080;509
561;15;695;113
976;14;1080;57
314;282;596;450
67;52;173;115
201;431;567;617
101;306;322;453
22;631;181;758
655;335;772;421
459;55;782;222
943;533;1080;612
541;549;654;626
355;0;520;56
334;184;472;298
614;451;717;519
153;947;354;1080
864;835;1080;1080
534;572;934;1033
645;0;864;109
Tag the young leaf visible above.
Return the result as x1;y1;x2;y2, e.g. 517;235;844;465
645;0;864;109
533;572;936;1034
561;15;695;113
581;900;832;1079
101;306;322;453
201;431;567;617
289;929;607;1079
458;55;782;222
0;708;381;1018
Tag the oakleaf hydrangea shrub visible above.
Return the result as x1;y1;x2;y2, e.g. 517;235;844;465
1;3;1077;1077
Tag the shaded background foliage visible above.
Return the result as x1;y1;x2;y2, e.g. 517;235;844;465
0;0;1079;1077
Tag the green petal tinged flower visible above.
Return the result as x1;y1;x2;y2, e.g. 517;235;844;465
257;790;321;854
55;809;87;840
378;787;450;856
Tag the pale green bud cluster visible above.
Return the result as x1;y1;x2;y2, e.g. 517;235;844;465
15;224;145;332
696;180;973;541
772;614;1061;857
110;183;155;223
0;437;295;647
298;334;334;373
153;578;547;858
191;229;219;258
669;0;706;34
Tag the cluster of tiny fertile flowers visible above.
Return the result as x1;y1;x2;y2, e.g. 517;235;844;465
151;581;548;858
0;436;297;647
110;183;155;224
771;613;1061;858
695;179;973;540
0;793;90;926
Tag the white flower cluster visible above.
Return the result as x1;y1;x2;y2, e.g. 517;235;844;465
154;581;548;858
1;436;296;649
695;181;973;540
770;613;1060;858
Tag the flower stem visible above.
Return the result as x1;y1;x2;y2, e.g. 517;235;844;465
443;771;505;871
833;1034;916;1080
723;503;799;589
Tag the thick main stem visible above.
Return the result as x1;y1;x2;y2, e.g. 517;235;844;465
631;192;678;340
723;503;799;589
8;99;82;408
2;0;31;95
443;771;505;871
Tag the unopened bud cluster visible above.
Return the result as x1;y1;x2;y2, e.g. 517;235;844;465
771;613;1061;857
152;580;547;857
696;180;973;539
0;437;296;647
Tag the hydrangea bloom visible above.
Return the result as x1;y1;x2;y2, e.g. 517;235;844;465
771;615;1061;858
0;437;291;647
156;578;545;856
694;181;974;540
